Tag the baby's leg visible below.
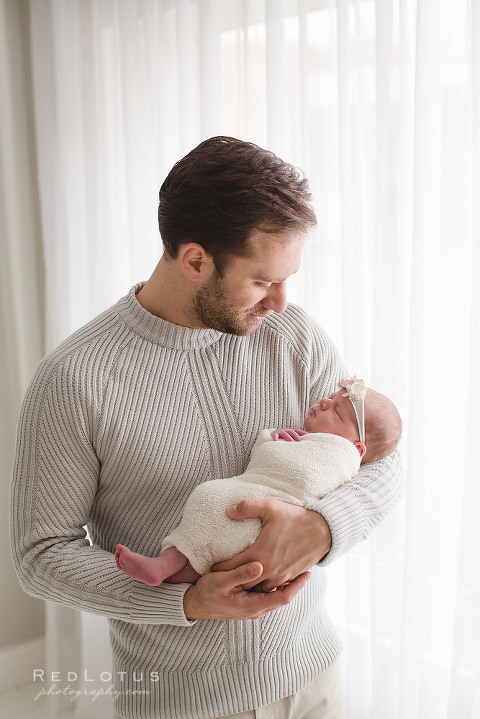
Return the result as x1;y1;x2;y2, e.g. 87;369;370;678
115;544;188;586
164;564;202;584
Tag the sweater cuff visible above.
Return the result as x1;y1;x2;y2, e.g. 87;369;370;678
304;491;367;566
128;582;197;626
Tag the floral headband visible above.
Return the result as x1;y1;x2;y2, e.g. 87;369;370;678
338;377;367;444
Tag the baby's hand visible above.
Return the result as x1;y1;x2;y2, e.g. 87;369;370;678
270;429;308;442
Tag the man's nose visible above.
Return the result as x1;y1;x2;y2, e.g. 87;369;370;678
261;282;288;314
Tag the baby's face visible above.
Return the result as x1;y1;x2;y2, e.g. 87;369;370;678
304;388;360;442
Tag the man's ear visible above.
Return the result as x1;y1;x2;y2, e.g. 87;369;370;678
354;441;367;458
180;243;215;281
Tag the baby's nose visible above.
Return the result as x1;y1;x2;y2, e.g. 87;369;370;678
318;398;331;410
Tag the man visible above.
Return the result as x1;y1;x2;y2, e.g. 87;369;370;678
11;137;403;719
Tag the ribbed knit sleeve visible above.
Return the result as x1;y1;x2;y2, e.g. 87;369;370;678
10;327;194;627
304;449;405;565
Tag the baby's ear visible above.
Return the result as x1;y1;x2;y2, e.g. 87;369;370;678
354;441;366;459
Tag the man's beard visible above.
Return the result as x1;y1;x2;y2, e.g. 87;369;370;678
189;271;264;336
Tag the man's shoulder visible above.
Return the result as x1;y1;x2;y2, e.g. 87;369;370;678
259;304;333;355
31;299;128;393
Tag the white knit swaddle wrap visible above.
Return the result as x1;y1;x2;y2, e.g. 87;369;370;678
161;430;361;575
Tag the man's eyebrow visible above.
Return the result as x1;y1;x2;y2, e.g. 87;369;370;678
255;266;301;283
255;270;298;285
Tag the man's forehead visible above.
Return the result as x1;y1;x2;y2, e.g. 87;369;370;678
231;241;303;279
250;226;306;242
248;229;305;254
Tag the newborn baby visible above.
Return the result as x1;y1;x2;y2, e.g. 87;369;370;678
116;378;401;587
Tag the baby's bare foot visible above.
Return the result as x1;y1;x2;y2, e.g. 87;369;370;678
115;544;166;585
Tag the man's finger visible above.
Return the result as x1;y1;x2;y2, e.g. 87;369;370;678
278;571;311;599
212;548;252;573
246;571;311;607
224;561;263;590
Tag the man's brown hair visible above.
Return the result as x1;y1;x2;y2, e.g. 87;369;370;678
158;136;317;274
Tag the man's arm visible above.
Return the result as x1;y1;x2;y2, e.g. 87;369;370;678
10;355;309;623
306;448;404;566
10;356;197;626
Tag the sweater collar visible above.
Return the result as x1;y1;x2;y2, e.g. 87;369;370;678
116;283;223;350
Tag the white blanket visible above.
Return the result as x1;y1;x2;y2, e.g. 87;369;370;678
161;430;361;575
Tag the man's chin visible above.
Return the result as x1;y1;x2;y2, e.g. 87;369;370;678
242;314;269;333
222;320;263;337
191;305;268;336
229;323;261;337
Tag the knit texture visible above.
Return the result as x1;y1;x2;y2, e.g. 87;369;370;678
10;283;404;719
162;431;361;575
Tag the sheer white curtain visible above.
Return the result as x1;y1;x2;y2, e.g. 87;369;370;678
22;0;480;717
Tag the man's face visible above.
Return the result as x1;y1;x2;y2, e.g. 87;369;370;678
190;230;305;335
303;388;360;442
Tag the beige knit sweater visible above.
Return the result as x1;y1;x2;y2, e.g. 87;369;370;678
10;284;404;719
162;431;361;575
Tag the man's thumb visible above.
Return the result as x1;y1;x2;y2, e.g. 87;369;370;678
234;561;263;584
227;500;254;519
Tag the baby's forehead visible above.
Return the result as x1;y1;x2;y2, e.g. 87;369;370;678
328;387;346;399
329;388;358;417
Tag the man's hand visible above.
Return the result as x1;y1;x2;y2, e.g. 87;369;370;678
183;561;311;620
270;428;308;442
212;499;332;591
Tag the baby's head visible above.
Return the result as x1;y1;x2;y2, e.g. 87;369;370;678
304;378;401;464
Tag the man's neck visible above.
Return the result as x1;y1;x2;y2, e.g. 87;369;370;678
135;258;201;328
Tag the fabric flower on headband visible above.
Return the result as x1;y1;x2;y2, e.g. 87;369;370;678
339;378;367;402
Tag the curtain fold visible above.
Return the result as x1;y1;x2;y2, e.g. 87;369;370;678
447;4;480;716
5;0;478;715
0;0;45;655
